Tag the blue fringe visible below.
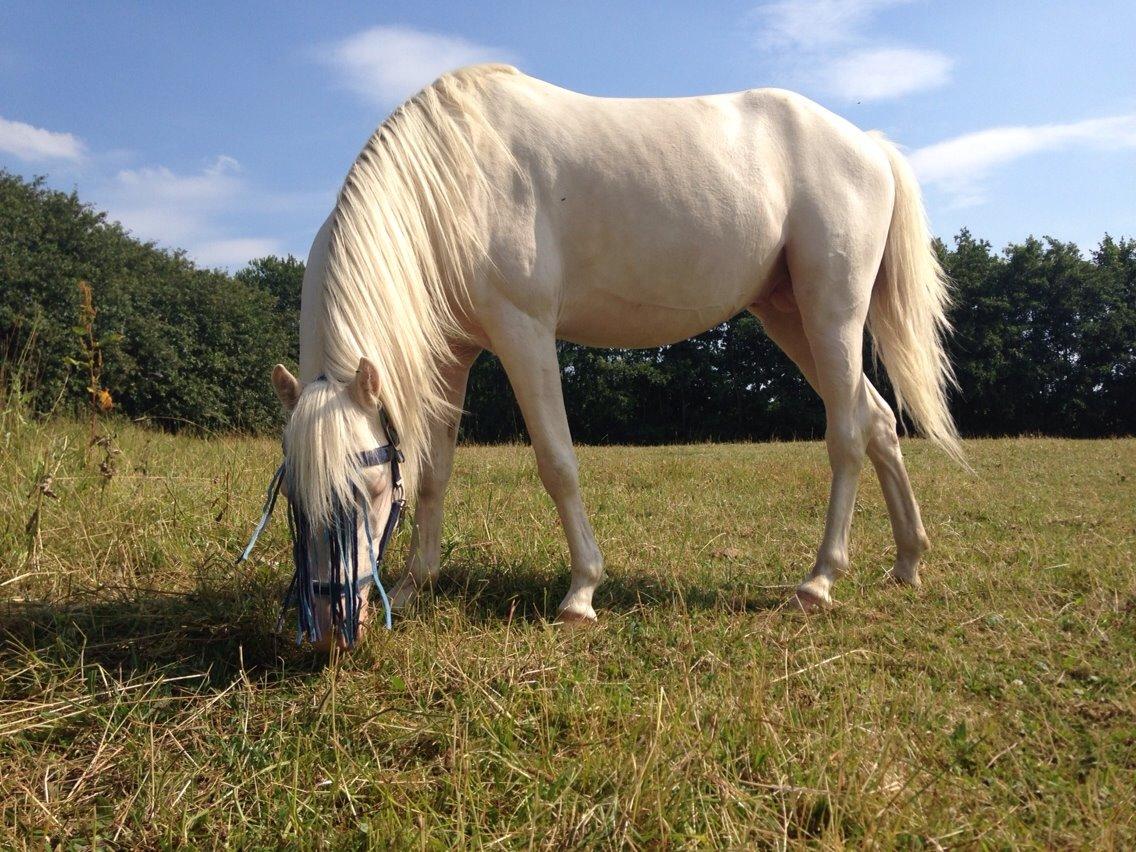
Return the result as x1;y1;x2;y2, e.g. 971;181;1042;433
237;456;399;647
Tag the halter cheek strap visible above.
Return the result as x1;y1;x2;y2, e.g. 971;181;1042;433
236;442;405;647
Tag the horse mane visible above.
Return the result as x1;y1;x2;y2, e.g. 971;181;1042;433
286;63;517;523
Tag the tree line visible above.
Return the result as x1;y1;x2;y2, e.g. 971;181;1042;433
2;170;1133;442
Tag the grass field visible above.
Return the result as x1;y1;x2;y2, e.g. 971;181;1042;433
1;405;1134;848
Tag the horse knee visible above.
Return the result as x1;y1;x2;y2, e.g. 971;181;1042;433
416;473;448;506
537;451;579;498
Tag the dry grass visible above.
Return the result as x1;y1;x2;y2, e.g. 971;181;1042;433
1;405;1134;848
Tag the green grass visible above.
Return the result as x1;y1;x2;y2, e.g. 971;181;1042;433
1;405;1134;848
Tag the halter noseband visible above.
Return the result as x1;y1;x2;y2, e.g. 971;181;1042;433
237;432;405;648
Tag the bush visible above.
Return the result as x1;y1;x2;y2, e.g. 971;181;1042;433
1;171;294;433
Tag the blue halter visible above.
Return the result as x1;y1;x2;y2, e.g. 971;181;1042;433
237;431;405;648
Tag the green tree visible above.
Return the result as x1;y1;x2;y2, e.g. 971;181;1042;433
236;255;305;368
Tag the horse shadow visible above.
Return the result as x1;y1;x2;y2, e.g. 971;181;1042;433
417;555;791;624
0;571;328;687
0;557;790;685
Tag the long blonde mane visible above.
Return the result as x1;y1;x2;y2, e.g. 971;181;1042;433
286;64;517;523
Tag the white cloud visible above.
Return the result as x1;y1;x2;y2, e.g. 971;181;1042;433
821;47;952;102
106;156;242;244
911;115;1136;206
112;156;240;215
750;0;950;102
316;25;516;107
2;119;293;268
193;238;284;267
0;115;85;162
98;156;281;267
755;0;908;50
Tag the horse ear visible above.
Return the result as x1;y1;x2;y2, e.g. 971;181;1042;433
349;357;381;410
271;364;301;411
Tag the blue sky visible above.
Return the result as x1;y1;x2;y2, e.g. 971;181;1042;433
3;1;1134;268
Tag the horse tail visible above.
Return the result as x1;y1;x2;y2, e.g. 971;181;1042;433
866;132;968;469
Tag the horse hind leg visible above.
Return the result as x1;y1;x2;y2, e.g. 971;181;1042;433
863;379;930;585
794;300;872;606
765;202;912;609
750;297;931;593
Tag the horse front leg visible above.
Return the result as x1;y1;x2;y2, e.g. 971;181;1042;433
488;310;604;623
389;345;480;609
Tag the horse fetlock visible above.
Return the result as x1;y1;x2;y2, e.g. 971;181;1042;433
574;556;605;586
889;529;929;586
813;550;850;579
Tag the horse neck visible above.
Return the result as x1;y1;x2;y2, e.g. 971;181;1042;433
298;214;334;382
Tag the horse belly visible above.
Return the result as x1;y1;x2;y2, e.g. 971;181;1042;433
555;266;757;348
552;208;781;348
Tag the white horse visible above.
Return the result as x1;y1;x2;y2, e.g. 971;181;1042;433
267;65;962;649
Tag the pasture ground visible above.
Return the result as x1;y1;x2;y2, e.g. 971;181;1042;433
1;407;1134;848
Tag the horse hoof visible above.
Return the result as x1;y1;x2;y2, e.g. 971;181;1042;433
888;567;922;588
389;578;419;610
792;582;831;613
554;609;598;628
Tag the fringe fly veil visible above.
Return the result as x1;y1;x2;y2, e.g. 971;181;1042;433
285;64;517;525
